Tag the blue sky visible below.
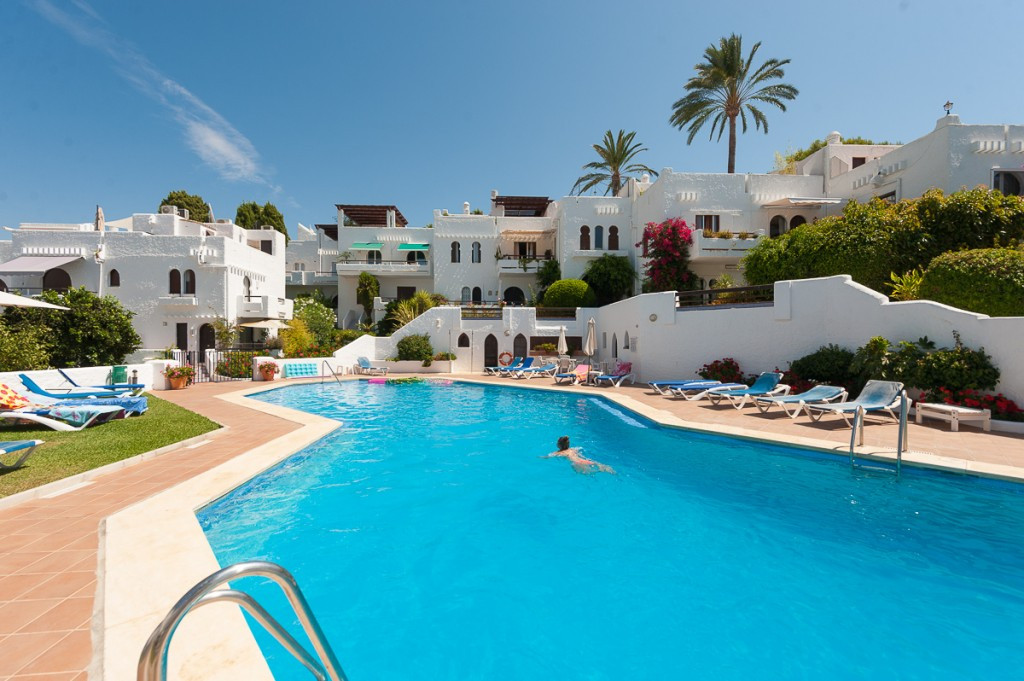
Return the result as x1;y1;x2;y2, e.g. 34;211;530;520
1;0;1019;235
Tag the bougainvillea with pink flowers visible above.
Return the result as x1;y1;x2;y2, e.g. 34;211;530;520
637;217;700;292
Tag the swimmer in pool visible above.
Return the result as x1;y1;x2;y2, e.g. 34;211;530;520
542;435;615;475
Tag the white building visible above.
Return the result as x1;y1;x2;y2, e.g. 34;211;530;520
0;206;292;354
290;114;1024;329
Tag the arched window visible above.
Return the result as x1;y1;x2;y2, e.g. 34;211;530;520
612;333;618;358
790;215;807;229
595;225;604;250
579;225;591;250
471;242;482;263
472;286;482;303
769;215;787;238
242;276;251;298
608;226;619;250
366;250;382;264
183;269;196;295
109;269;120;288
623;331;630;349
513;333;528;358
43;268;71;291
461;286;471;303
451;241;461;263
503;287;525;305
169;269;181;294
458;333;470;348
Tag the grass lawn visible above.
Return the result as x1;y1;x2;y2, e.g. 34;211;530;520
0;393;220;497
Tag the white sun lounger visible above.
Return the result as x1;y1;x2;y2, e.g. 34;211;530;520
0;439;43;471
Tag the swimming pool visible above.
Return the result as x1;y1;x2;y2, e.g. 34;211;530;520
199;381;1024;680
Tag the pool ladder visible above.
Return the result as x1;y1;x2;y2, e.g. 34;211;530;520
849;391;908;479
321;359;345;385
138;561;348;681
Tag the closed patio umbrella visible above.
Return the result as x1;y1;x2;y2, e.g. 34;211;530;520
583;318;597;363
0;291;69;310
557;326;568;355
239;319;292;330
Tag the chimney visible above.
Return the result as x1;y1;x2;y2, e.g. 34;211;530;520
386;209;396;229
463;201;471;215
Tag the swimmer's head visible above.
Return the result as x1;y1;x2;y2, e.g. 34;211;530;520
557;436;570;451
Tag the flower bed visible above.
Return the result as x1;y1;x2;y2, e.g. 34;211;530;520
920;387;1024;422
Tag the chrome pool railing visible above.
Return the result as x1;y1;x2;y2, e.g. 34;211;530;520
849;391;908;480
321;359;344;385
138;561;347;681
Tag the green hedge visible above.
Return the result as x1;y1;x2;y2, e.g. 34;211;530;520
541;279;597;308
918;248;1024;317
743;187;1024;292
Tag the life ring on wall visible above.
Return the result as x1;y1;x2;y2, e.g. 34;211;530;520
498;351;514;366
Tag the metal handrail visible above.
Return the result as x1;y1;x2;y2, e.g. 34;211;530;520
321;359;344;385
137;561;347;681
848;391;908;479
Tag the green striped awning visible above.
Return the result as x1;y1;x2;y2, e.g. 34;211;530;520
397;243;430;251
350;242;383;250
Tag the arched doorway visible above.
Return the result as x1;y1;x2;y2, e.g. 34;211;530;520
612;333;618;358
769;215;787;238
472;286;482;303
790;215;807;229
513;333;528;358
0;279;7;292
579;225;590;250
503;286;525;305
484;334;498;368
42;268;71;292
242;276;251;299
608;226;619;250
198;323;216;353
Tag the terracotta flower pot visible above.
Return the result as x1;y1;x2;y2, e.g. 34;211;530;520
167;376;189;390
260;369;277;382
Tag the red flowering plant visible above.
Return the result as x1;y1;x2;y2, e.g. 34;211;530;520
637;217;700;293
921;387;1024;421
698;358;747;385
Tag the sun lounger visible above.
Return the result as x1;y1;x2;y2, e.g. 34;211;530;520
514;363;557;379
1;405;126;431
0;439;43;471
668;382;748;400
498;357;534;377
803;380;904;426
19;374;125;399
554;363;590;385
593;361;635;388
648;379;723;395
707;372;788;409
754;384;847;418
355;357;388;376
56;368;144;395
484;356;521;376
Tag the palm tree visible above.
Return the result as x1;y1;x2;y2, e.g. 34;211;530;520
571;130;659;196
669;34;798;173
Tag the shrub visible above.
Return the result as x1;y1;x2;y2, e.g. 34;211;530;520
582;254;635;305
281;318;314;356
533;343;557;354
396;333;434;366
333;329;370;347
918;248;1024;316
915;332;999;392
0;322;51;371
164;365;195;380
789;344;857;389
638;217;699;292
387;291;442;331
850;336;931;390
921;388;1023;422
541;279;598;308
433;351;457;361
294;297;337;347
356;272;380;323
887;268;924;301
698;358;746;384
216;351;257;378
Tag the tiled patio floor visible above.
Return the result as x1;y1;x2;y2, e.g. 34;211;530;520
1;376;1023;679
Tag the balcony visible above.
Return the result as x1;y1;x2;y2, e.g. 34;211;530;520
335;260;431;276
496;254;555;274
569;248;629;259
286;270;338;286
158;294;198;307
237;295;293;319
691;232;763;260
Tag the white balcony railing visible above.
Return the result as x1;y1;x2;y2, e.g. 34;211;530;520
691;232;763;260
158;295;198;307
237;295;293;319
334;261;431;275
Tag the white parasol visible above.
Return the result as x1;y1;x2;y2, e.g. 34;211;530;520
0;291;69;310
557;325;568;355
583;317;597;362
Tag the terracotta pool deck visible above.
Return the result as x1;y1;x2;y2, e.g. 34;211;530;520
1;375;1023;679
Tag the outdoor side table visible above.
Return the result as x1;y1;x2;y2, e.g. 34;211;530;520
915;402;991;432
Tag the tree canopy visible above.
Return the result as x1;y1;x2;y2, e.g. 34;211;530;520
582;254;635;305
158;190;211;223
669;34;798;173
571;130;658;196
235;201;289;243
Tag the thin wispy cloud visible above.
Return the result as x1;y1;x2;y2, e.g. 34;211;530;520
29;0;277;189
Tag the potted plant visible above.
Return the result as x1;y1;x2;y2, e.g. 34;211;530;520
164;364;195;390
258;360;280;382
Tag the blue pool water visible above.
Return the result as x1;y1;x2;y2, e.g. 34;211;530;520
198;381;1024;680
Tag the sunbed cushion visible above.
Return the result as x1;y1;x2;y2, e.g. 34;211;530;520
613;361;632;376
285;362;318;378
0;383;31;411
